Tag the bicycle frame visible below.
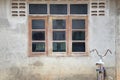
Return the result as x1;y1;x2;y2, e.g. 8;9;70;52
90;49;112;80
96;60;105;80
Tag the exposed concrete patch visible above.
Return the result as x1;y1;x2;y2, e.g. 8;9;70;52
32;61;44;66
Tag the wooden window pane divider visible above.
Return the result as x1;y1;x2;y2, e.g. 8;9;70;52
32;41;46;42
52;52;66;54
72;41;85;42
52;41;66;42
32;29;45;31
70;52;88;56
72;29;85;31
53;30;66;31
31;52;46;54
71;52;86;54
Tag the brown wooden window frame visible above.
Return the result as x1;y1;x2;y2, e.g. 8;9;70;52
69;16;88;56
28;16;48;56
28;3;89;57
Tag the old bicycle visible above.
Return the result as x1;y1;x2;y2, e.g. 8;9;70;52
90;49;112;80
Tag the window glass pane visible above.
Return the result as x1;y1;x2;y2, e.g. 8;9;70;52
32;42;45;52
32;31;45;40
29;4;47;14
53;20;66;29
72;31;85;40
53;42;66;52
72;19;85;29
70;4;88;14
53;31;65;40
72;42;85;52
32;20;45;29
50;4;67;14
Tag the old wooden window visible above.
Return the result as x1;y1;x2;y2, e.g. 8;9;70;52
50;4;67;14
28;3;88;57
70;16;88;56
29;16;48;56
29;4;47;14
70;4;88;14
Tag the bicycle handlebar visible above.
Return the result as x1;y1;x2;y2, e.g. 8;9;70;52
90;49;112;58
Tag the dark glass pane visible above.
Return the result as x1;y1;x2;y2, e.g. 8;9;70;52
53;20;66;29
32;42;45;52
72;19;85;29
32;20;45;29
50;4;67;14
53;31;65;40
72;42;85;52
29;4;47;14
53;42;66;52
72;31;85;40
70;4;88;14
32;31;45;40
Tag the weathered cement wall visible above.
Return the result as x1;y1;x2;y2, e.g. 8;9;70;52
116;0;120;80
0;0;6;18
0;0;116;80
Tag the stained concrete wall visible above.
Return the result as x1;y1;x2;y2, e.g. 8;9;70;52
0;0;6;18
0;0;116;80
116;0;120;80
